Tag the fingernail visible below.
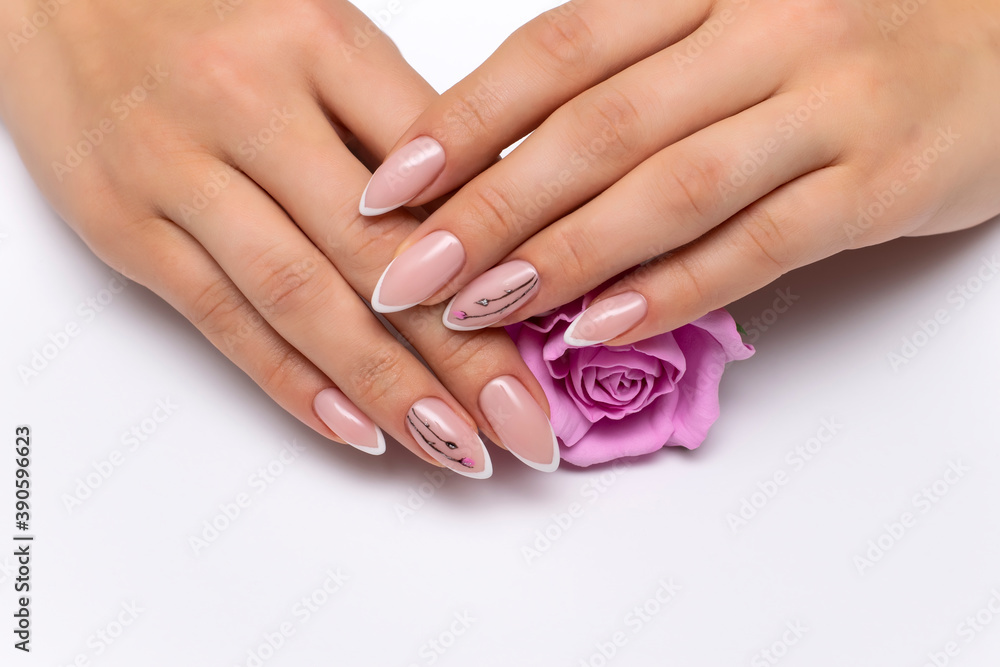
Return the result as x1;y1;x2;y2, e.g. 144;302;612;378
313;387;386;455
564;292;648;347
480;376;559;473
359;136;445;216
371;231;465;313
443;260;539;331
407;398;492;479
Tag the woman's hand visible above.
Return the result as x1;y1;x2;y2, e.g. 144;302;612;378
0;0;560;476
363;0;1000;345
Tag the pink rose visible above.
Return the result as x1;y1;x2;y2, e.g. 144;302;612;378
505;291;754;467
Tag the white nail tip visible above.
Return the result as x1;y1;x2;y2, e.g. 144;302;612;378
508;429;561;473
370;259;421;314
562;319;608;348
358;180;411;217
347;428;386;456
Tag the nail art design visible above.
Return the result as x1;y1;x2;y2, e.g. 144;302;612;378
371;231;466;313
444;260;540;331
359;136;446;216
407;398;492;479
564;292;648;347
480;376;559;473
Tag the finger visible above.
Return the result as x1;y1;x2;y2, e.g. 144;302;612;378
230;100;559;473
158;160;491;478
94;214;383;454
566;167;855;346
369;7;795;312
358;0;709;213
308;0;439;158
480;90;841;325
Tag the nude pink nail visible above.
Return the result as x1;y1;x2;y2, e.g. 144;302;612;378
443;260;539;331
564;292;648;347
480;376;559;473
359;136;445;216
313;387;386;455
407;398;492;479
371;231;466;313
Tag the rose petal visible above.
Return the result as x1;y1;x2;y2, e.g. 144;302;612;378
560;391;682;466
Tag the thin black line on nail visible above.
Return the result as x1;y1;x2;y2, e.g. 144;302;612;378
453;276;539;321
407;410;474;468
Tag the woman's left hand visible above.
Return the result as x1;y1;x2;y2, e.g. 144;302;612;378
362;0;1000;345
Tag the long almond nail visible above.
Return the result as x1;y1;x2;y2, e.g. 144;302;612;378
407;398;492;479
313;388;386;455
359;136;445;216
480;376;559;473
564;292;648;347
371;231;465;313
443;260;539;331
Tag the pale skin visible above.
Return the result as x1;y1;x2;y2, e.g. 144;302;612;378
385;0;1000;342
3;0;999;468
0;0;552;469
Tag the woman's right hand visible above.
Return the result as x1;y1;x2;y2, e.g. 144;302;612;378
0;0;560;476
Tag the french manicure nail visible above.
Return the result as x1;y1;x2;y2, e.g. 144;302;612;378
480;376;559;473
359;136;445;216
371;231;465;313
443;260;539;331
313;387;386;455
407;398;492;479
564;292;648;347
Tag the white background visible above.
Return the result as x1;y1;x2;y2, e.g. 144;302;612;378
3;1;1000;665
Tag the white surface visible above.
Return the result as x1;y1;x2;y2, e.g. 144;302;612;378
2;1;1000;665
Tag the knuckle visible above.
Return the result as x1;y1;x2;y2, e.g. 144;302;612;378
251;251;327;319
189;276;254;336
734;204;794;274
465;180;529;240
547;223;598;289
670;253;713;313
440;95;499;146
432;331;496;377
526;3;596;71
653;152;725;224
259;345;310;396
172;37;261;110
351;349;409;406
569;85;645;164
